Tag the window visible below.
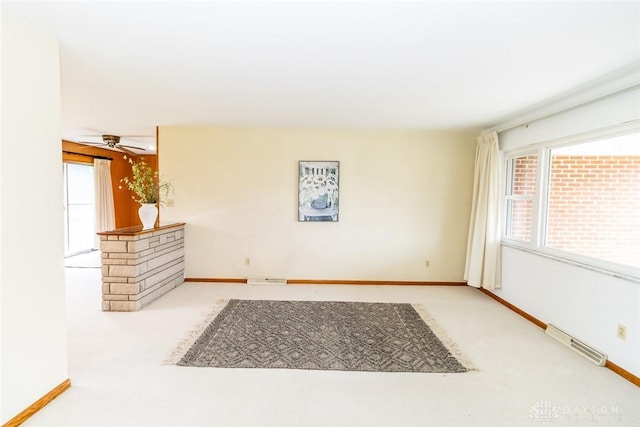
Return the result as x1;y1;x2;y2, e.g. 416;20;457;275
63;162;96;256
504;153;537;242
503;129;640;276
546;134;640;268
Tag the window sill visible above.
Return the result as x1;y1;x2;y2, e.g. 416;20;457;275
501;240;640;284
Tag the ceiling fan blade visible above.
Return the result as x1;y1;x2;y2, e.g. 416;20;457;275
71;144;101;152
80;134;152;138
120;144;146;151
117;146;139;156
77;141;107;146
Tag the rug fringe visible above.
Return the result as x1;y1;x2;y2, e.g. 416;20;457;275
412;304;477;371
163;299;230;365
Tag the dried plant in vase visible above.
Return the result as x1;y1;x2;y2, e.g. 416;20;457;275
119;155;173;229
119;155;172;205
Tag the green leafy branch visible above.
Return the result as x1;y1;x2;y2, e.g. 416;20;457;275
119;155;172;204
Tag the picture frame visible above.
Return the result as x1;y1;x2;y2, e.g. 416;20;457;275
298;161;340;222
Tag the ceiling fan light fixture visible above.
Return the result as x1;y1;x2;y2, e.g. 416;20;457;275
102;134;120;146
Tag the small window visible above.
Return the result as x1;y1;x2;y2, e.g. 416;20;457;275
545;133;640;269
504;153;538;242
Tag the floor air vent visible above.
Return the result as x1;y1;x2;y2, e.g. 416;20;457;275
246;277;287;285
545;323;607;366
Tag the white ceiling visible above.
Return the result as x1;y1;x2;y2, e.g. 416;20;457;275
5;1;640;151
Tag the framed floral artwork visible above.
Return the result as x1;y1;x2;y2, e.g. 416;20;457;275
298;161;339;222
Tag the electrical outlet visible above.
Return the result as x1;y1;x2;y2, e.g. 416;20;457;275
244;258;251;266
617;324;627;341
425;259;430;267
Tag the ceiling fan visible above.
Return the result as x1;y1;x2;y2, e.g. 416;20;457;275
77;134;148;156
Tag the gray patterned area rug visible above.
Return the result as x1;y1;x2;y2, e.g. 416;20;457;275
166;299;473;373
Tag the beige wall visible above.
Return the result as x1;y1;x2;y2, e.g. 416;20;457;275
160;126;476;282
1;10;68;423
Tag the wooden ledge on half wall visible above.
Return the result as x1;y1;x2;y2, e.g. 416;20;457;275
97;222;186;237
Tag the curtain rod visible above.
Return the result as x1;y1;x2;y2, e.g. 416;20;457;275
63;150;113;161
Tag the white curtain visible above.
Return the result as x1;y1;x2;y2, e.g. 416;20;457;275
94;159;116;239
464;131;501;289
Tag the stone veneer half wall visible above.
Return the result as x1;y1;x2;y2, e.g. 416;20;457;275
99;223;185;311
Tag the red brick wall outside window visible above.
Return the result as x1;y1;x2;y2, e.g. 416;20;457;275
546;154;640;268
508;151;639;269
507;155;537;242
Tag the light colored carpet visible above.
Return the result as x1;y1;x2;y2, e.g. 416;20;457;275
23;269;640;427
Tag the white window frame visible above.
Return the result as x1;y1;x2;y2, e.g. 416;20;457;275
501;125;640;282
502;149;539;244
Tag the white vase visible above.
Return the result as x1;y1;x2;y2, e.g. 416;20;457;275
138;203;158;229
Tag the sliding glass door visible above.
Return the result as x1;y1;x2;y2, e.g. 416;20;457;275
63;162;96;256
